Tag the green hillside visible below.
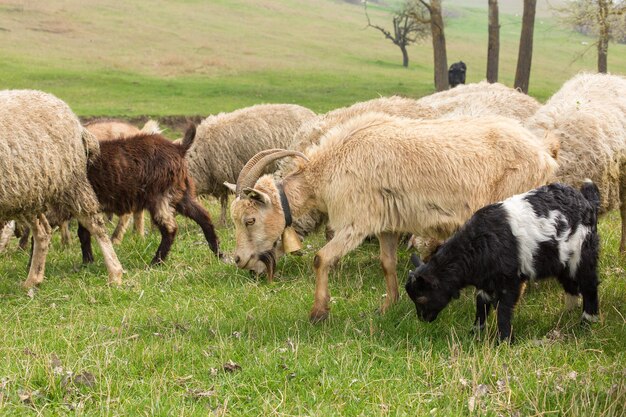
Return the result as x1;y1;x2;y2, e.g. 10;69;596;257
0;0;624;116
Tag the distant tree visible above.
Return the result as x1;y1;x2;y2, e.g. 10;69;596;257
364;1;430;67
514;0;537;93
557;0;626;73
486;0;500;82
409;0;449;91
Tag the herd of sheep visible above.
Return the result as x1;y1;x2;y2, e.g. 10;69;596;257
0;72;624;341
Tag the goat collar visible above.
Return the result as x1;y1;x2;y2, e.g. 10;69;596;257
276;182;292;227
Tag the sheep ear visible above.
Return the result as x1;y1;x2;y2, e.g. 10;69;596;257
243;187;271;205
223;182;237;193
410;253;423;268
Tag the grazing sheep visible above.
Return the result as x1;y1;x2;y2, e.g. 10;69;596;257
0;90;123;288
278;96;439;239
448;61;467;88
85;119;162;243
417;80;541;121
406;181;601;342
526;72;626;252
186;104;316;226
229;112;558;322
79;126;220;265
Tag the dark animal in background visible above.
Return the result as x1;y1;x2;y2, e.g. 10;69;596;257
79;126;221;265
405;181;601;342
448;61;466;88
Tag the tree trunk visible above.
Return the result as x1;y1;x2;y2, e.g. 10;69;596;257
429;0;448;91
514;0;536;93
487;0;500;83
597;0;609;73
400;44;409;67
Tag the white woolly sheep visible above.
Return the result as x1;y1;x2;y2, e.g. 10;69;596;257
526;72;626;252
229;112;558;322
0;90;123;288
186;103;316;226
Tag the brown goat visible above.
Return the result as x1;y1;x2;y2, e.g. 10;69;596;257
78;126;220;265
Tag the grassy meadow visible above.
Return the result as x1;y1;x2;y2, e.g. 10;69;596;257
0;0;625;415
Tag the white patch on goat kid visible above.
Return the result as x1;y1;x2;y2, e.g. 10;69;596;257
502;193;589;279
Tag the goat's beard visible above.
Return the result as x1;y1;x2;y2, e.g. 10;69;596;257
258;250;276;281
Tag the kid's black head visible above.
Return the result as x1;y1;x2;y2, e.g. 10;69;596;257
405;253;457;322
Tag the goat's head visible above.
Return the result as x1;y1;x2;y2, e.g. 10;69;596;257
405;253;457;322
228;149;309;280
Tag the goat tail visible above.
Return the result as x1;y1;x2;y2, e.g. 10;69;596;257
81;127;100;164
580;179;600;211
180;124;197;154
140;119;162;135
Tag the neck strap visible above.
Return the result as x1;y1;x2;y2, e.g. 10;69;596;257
276;182;292;227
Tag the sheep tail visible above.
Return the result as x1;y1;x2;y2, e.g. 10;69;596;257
140;119;162;135
81;127;100;164
580;179;600;212
180;124;196;154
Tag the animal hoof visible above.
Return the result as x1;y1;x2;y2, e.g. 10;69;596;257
309;309;329;323
581;312;599;324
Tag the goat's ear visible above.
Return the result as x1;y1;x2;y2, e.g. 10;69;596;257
417;273;439;289
243;187;271;205
410;253;423;268
223;182;236;193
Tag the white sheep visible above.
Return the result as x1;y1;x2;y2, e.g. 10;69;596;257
0;90;123;288
526;72;626;252
186;103;316;226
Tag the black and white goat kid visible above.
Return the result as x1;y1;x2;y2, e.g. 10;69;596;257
405;181;600;342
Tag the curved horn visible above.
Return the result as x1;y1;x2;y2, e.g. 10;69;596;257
235;149;309;196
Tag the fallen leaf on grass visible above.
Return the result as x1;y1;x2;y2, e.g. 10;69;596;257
209;368;219;377
73;372;96;387
187;388;216;399
474;384;490;397
223;361;241;373
22;348;36;357
26;288;36;299
50;353;64;375
468;396;476;412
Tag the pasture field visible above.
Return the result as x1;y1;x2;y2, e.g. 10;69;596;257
0;204;624;416
0;0;625;415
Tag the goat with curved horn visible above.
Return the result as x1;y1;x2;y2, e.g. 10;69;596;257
235;149;309;195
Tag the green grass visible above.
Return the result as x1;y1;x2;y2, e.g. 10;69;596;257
0;0;624;115
0;204;624;415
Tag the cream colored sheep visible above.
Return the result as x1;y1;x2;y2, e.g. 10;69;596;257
526;72;626;252
0;90;123;288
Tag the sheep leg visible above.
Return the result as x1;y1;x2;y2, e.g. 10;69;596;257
77;214;123;285
0;220;15;252
557;272;580;311
176;193;220;258
577;262;600;323
77;222;94;264
18;224;30;250
111;214;132;245
149;200;178;265
133;210;145;237
60;221;71;246
619;171;626;254
219;194;228;227
22;214;52;289
495;283;523;343
474;290;493;331
378;232;399;313
310;227;367;323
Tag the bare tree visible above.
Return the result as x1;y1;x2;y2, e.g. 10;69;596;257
487;0;500;82
364;1;429;67
409;0;449;91
514;0;537;93
558;0;625;73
